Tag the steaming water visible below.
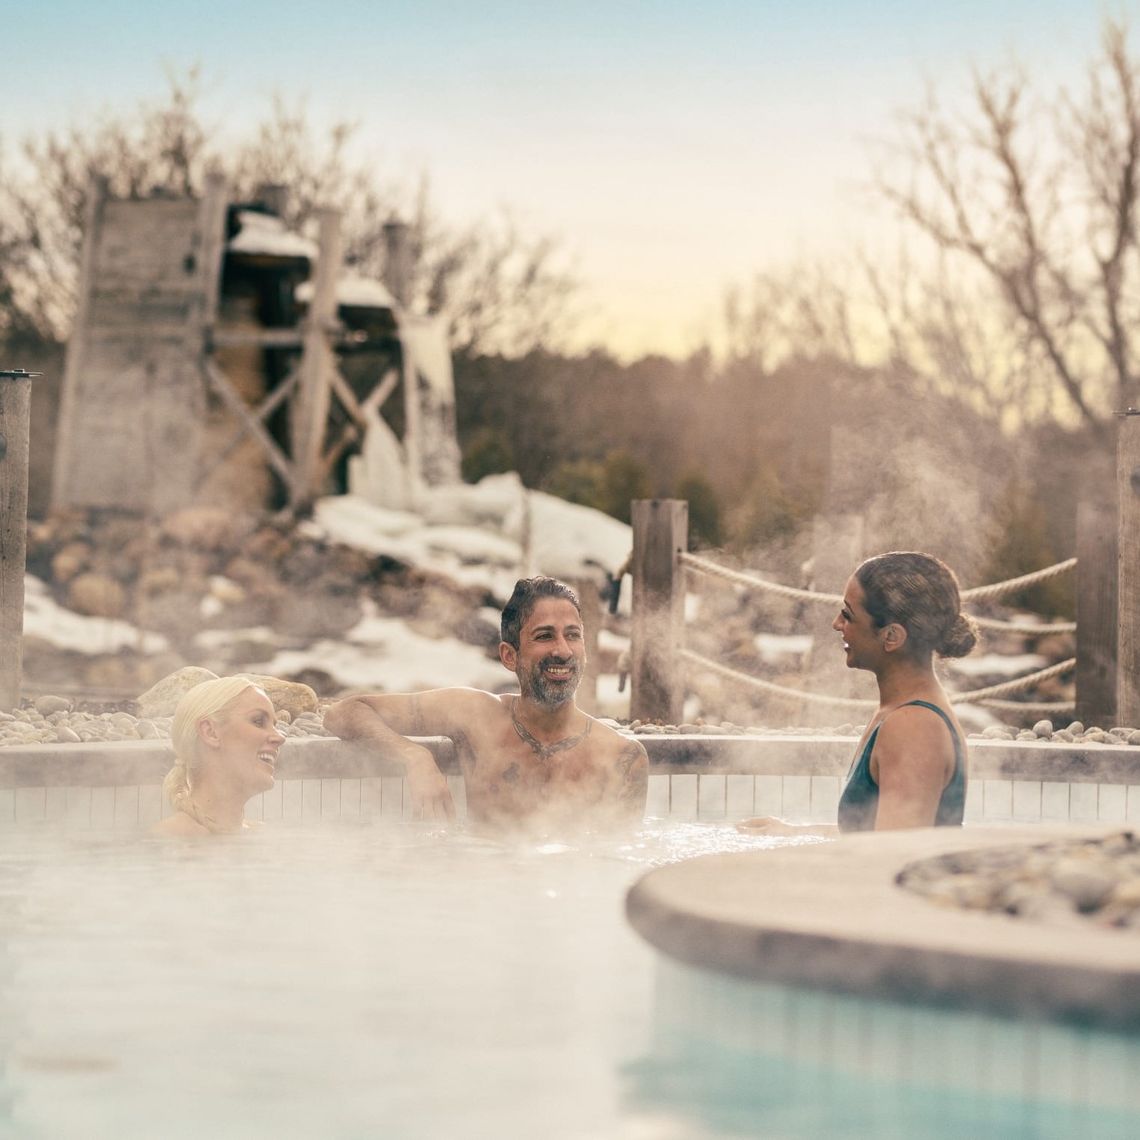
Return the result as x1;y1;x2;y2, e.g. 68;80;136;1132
0;822;1131;1139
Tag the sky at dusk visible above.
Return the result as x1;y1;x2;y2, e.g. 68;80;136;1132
2;1;1125;358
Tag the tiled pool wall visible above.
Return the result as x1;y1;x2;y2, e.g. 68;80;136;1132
2;736;1139;829
649;957;1140;1128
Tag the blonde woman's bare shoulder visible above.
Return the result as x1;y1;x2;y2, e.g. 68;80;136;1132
150;813;210;838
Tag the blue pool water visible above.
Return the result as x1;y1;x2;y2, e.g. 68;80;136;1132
1;821;1136;1139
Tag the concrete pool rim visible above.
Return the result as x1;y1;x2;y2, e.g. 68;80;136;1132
625;824;1140;1031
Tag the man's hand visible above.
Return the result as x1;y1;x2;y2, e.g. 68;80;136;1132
736;816;798;835
405;753;456;821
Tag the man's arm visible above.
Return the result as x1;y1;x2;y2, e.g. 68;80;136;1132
324;689;489;820
612;737;649;820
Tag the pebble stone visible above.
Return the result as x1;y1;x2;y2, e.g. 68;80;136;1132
3;698;1140;750
0;698;335;748
898;832;1140;932
624;717;1140;746
4;693;1135;756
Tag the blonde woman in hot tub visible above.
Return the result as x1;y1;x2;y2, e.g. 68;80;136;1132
152;676;285;836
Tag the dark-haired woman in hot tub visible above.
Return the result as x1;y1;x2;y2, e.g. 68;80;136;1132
740;551;975;836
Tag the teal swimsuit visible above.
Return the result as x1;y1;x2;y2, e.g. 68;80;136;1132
836;699;967;833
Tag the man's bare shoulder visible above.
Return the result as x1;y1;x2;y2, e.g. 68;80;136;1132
418;686;507;710
588;716;647;757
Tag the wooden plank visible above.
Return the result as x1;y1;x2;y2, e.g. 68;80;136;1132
51;176;106;509
202;359;299;495
315;367;398;481
1076;487;1117;725
328;364;367;429
1117;412;1140;724
209;328;305;349
293;207;342;507
201;370;298;476
631;499;688;723
572;576;601;714
0;371;32;710
52;185;207;512
195;171;229;331
365;367;400;414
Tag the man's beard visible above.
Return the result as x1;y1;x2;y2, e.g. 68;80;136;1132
520;656;582;707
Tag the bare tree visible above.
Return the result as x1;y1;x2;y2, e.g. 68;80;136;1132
0;68;212;341
722;262;861;373
0;72;579;357
877;16;1140;438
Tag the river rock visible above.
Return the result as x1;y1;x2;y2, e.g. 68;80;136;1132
235;673;320;718
50;541;91;584
66;572;127;619
135;666;220;719
33;694;73;716
1049;860;1117;912
160;506;253;552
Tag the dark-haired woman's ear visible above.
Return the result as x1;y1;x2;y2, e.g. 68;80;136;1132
881;623;908;652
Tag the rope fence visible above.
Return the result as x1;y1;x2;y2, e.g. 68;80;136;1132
672;549;1078;717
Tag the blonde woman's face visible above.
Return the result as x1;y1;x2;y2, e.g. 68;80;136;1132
210;688;284;792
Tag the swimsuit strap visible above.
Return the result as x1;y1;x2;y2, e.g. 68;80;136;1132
895;699;964;766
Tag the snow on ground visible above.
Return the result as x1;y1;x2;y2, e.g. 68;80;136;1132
946;653;1048;679
754;633;813;667
247;602;511;694
23;576;169;656
309;474;634;606
24;478;636;707
21;476;1052;715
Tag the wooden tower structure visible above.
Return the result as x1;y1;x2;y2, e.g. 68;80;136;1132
52;176;459;516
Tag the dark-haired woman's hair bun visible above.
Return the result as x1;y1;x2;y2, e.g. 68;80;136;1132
938;613;979;659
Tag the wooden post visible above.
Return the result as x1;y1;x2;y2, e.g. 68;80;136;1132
0;371;34;711
382;218;412;307
196;171;229;337
51;176;105;510
1117;412;1140;725
572;577;601;715
293;207;342;508
1076;484;1117;727
383;219;421;500
630;499;688;724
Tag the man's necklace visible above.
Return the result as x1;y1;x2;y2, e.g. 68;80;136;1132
511;698;592;761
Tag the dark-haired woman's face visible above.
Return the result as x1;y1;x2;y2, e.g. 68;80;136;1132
832;577;883;671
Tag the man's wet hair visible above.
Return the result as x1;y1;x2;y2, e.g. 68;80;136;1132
500;577;581;648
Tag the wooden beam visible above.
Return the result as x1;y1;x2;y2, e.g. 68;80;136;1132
315;366;403;485
293;208;343;508
1076;485;1117;726
202;360;299;496
365;367;400;415
51;176;106;510
0;371;33;710
328;364;367;430
196;170;229;332
572;577;601;714
1117;413;1140;724
317;424;362;486
630;499;688;724
209;328;306;350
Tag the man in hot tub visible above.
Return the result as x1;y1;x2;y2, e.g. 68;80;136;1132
324;576;648;829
